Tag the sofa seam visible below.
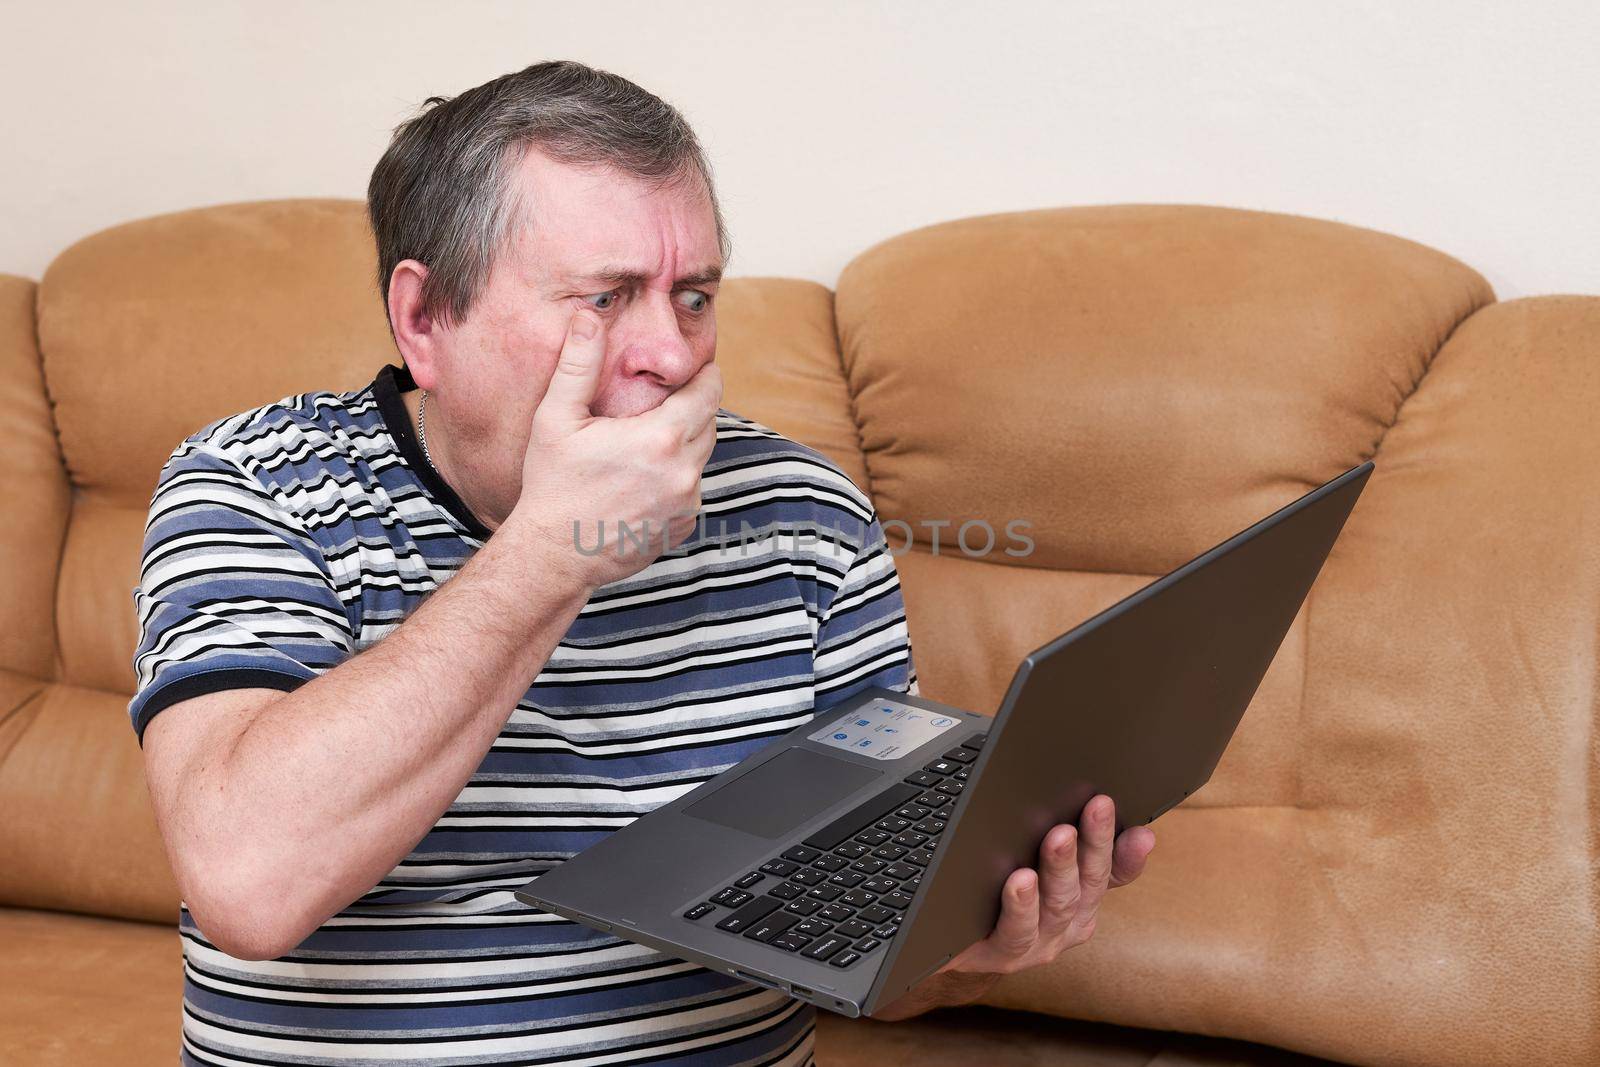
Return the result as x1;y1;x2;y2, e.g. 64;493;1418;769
3;671;135;703
0;682;47;725
1365;289;1491;461
32;281;73;687
0;685;49;766
829;288;879;504
1312;289;1491;810
1295;583;1313;813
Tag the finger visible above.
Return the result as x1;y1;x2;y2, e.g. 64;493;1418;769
647;360;723;443
1110;825;1156;888
659;363;723;441
690;420;717;475
1035;823;1082;938
684;383;721;459
684;361;723;431
1077;795;1117;896
1067;795;1117;937
538;309;607;427
683;387;721;447
990;867;1041;963
672;396;718;488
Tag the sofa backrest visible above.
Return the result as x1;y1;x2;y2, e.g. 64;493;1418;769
2;198;1595;1066
0;199;872;925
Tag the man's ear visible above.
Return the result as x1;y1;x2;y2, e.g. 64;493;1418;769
388;260;443;390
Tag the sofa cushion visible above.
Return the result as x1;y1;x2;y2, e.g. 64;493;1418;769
36;200;395;511
833;203;1494;575
816;1003;1343;1066
0;274;69;683
0;908;181;1066
0;682;177;922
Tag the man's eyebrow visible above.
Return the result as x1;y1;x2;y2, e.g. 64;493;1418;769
564;264;724;288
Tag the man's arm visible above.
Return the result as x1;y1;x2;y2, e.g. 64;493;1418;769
143;517;593;961
139;306;721;961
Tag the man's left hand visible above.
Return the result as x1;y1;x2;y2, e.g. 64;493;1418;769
871;793;1155;1021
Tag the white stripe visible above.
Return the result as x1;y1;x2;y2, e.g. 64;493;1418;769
532;635;814;683
182;934;665;985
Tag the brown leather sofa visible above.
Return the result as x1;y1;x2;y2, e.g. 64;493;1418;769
2;198;1595;1066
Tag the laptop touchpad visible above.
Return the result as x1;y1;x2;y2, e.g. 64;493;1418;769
684;747;880;839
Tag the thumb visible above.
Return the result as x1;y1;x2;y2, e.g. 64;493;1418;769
539;309;605;426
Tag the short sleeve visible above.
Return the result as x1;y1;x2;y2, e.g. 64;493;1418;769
812;506;919;710
128;441;355;747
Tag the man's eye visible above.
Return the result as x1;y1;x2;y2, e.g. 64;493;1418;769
676;290;711;313
582;291;620;311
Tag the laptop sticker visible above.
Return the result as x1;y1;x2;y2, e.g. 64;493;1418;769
810;702;960;760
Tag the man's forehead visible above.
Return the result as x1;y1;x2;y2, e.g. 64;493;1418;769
508;151;722;287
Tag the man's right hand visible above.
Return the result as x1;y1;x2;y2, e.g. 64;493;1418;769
507;307;722;592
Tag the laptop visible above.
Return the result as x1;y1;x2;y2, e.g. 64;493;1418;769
516;460;1374;1017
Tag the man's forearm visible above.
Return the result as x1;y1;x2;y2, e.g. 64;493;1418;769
193;518;594;949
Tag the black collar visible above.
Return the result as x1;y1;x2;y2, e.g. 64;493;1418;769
370;363;493;541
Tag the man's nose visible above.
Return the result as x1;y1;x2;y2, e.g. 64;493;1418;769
616;293;703;388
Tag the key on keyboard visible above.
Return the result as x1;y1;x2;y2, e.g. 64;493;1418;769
715;896;780;933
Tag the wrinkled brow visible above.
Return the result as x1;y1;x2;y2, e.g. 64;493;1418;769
565;264;724;288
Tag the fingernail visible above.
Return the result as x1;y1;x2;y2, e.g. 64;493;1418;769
572;312;597;340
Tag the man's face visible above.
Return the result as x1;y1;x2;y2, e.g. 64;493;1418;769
428;147;722;519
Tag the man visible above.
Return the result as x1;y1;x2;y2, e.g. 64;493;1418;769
130;60;1156;1066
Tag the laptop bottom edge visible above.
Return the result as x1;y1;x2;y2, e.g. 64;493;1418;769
514;888;872;1017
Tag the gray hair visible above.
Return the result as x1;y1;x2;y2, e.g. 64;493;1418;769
367;60;731;328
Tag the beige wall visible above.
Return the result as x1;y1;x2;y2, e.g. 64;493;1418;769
2;0;1596;298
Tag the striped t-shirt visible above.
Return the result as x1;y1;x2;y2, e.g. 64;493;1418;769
129;361;918;1067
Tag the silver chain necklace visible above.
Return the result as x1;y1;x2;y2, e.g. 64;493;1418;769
418;389;435;469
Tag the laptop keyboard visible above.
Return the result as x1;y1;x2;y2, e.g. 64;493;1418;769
681;732;986;969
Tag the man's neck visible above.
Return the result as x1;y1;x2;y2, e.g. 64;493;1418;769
399;388;504;533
